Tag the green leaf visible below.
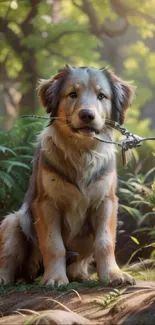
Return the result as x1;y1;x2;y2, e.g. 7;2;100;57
0;171;15;188
119;188;133;196
0;160;30;173
144;167;155;182
0;145;16;156
132;227;151;234
150;250;155;258
14;146;34;152
120;204;142;220
12;155;33;160
138;212;155;226
129;182;147;192
130;236;140;245
130;200;151;207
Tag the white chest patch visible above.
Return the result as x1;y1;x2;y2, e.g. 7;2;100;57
40;128;116;240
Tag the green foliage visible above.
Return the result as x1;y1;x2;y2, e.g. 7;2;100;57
0;119;45;217
1;0;155;132
148;181;155;208
118;154;155;248
127;242;155;265
123;40;155;135
0;0;99;81
93;288;127;308
0;279;101;295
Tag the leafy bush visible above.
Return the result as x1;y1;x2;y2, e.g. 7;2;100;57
118;169;155;237
0;118;45;218
117;151;155;263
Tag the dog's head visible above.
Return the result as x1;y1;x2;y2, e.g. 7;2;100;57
39;66;135;136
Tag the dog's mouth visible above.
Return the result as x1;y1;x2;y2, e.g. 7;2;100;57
66;119;102;136
77;126;99;135
69;125;100;136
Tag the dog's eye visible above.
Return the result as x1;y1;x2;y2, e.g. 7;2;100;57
69;92;77;98
98;93;105;100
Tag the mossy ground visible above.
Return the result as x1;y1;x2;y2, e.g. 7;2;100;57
0;268;155;295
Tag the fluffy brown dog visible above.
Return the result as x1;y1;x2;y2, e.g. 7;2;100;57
0;66;136;286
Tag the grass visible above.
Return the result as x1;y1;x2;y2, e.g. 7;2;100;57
92;288;127;308
0;279;109;295
123;262;155;282
128;269;155;282
0;267;155;295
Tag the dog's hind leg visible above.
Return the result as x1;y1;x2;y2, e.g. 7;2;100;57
0;212;28;284
67;255;94;282
66;234;94;282
24;243;42;282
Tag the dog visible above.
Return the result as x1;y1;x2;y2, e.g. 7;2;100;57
0;66;136;286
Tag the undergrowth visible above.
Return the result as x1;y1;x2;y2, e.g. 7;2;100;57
0;119;45;218
0;279;107;295
1;267;155;295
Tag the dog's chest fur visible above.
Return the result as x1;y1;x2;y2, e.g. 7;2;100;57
40;126;116;238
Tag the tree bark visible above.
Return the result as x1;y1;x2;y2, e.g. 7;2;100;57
20;55;38;114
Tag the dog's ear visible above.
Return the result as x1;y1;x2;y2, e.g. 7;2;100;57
38;66;69;115
104;69;135;125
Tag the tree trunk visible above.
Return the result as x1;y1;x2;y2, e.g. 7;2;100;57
20;55;38;114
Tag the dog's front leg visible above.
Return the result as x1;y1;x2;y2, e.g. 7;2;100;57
33;199;69;286
93;195;135;286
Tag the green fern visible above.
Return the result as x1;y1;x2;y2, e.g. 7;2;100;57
118;160;155;248
0;119;45;218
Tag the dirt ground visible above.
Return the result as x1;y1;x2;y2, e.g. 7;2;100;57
0;281;155;324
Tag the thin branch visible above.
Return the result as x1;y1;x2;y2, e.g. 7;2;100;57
111;0;155;24
100;19;129;37
72;0;83;10
79;0;129;37
21;0;41;35
81;0;101;35
0;17;26;54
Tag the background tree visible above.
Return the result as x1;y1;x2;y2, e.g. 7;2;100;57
1;0;155;130
0;0;98;127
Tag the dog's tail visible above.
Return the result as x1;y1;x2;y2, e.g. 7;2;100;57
0;208;41;285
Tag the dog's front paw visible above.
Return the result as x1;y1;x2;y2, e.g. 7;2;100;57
101;270;136;287
43;272;69;286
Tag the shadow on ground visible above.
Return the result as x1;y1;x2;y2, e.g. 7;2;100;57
0;281;155;324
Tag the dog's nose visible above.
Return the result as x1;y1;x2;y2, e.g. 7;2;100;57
78;109;95;122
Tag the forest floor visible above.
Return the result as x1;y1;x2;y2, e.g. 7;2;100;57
0;271;155;325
